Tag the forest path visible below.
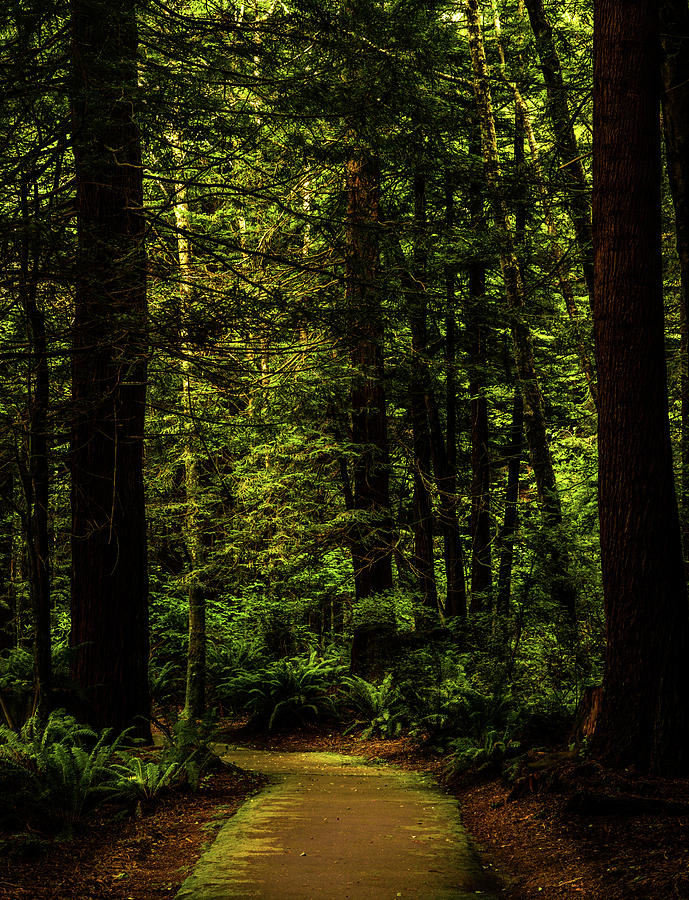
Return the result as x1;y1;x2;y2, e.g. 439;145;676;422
175;747;498;900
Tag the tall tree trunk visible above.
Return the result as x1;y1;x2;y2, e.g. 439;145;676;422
491;6;597;407
425;390;467;620
387;195;465;621
0;465;13;654
409;173;438;617
496;113;527;619
524;0;594;307
592;0;689;774
19;175;51;717
347;151;394;673
465;0;575;620
69;0;151;738
496;382;523;616
467;123;492;613
441;176;467;621
170;138;206;720
661;0;689;564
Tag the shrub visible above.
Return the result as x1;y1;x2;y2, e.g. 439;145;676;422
228;650;345;730
157;711;221;790
0;711;128;831
111;755;182;805
341;674;407;739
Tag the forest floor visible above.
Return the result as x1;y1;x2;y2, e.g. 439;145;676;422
2;722;689;898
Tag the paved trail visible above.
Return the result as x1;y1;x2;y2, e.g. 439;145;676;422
176;748;498;900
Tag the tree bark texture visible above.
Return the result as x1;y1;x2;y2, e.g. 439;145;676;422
592;0;689;774
69;0;151;738
346;151;393;673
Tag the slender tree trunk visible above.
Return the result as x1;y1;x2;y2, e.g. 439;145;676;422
69;0;151;738
409;173;438;617
441;177;467;621
491;0;596;405
524;0;594;307
682;306;689;568
0;466;13;654
497;383;523;616
592;0;689;774
170;139;206;720
19;175;51;717
491;10;598;409
661;0;689;563
425;390;467;620
467;123;492;612
496;113;526;619
347;151;394;673
387;196;465;621
465;0;575;620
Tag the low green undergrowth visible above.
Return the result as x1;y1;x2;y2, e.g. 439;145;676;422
222;650;346;730
0;709;225;836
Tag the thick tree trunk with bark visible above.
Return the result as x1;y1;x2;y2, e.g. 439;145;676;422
69;0;151;738
592;0;689;774
524;0;593;307
346;152;393;673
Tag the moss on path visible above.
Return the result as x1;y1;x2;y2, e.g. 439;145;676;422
176;749;498;900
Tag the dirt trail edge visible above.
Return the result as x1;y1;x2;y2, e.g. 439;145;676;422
176;748;499;900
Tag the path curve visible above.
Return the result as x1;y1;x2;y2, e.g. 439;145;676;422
176;748;497;900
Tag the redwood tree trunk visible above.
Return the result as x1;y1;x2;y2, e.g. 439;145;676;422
347;151;393;673
592;0;689;774
69;0;151;737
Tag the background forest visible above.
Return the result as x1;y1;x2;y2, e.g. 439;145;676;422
0;0;686;825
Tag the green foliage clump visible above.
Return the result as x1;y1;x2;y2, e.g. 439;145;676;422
0;649;34;728
0;707;228;833
111;755;183;805
157;712;222;791
228;651;345;731
341;674;406;739
446;728;522;777
0;711;127;831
